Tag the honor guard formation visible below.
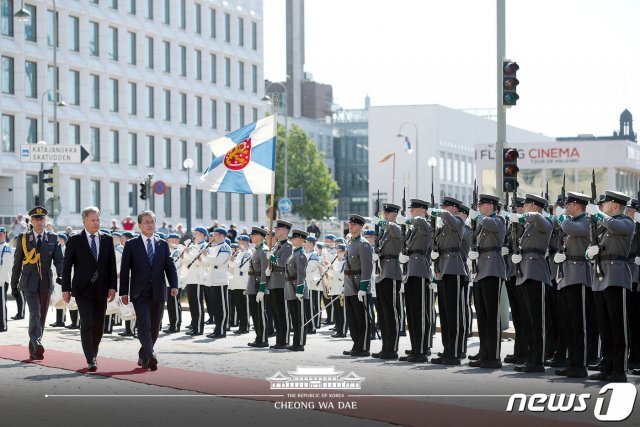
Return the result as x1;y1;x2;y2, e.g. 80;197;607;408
3;187;640;383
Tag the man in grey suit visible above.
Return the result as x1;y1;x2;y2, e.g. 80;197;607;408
373;204;404;360
429;196;467;365
586;190;634;383
553;192;591;378
10;206;63;360
398;199;433;363
267;220;293;349
467;194;506;369
509;194;553;373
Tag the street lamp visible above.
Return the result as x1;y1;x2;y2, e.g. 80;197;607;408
14;0;30;21
183;158;194;241
262;81;288;202
38;89;65;206
397;122;419;197
427;157;438;202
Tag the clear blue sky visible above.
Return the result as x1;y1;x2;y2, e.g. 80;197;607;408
264;0;640;139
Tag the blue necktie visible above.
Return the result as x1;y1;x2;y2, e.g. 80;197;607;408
90;235;97;260
146;238;155;264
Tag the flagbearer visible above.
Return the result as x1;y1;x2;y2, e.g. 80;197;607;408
229;234;251;335
249;227;270;348
303;236;320;334
398;199;433;363
467;194;506;369
267;220;293;349
342;215;373;357
509;194;553;373
285;229;308;351
585;190;634;383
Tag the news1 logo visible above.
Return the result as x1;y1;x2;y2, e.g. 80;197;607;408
506;383;637;422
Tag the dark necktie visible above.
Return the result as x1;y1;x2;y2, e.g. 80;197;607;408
36;235;42;250
90;234;97;260
147;238;155;264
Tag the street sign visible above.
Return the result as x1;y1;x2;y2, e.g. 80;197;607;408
278;197;293;213
152;180;167;195
21;144;90;163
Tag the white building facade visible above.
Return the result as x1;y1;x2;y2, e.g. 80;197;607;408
0;0;267;229
367;104;553;211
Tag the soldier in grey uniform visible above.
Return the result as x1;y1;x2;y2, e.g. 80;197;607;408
284;229;308;351
457;204;472;356
467;194;506;369
249;227;269;348
624;199;640;369
267;220;293;349
342;214;373;357
430;197;467;365
10;207;64;360
545;196;567;367
398;199;433;363
585;190;634;383
509;194;553;373
553;192;591;378
373;204;404;360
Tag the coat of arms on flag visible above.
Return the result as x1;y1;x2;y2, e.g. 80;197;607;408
201;116;277;194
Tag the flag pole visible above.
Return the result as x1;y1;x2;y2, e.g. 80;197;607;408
268;108;278;237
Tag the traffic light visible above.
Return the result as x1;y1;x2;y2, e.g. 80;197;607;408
41;165;60;194
41;168;54;193
502;61;519;107
139;181;147;200
503;148;520;192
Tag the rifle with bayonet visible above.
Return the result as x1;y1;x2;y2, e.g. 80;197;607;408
512;185;522;277
503;191;511;266
470;179;478;275
557;175;566;280
431;176;439;275
374;190;381;274
401;188;407;275
637;180;640;258
590;170;604;281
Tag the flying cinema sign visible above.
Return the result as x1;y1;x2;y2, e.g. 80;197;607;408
477;146;581;165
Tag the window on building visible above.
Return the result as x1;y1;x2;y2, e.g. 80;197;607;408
251;21;257;50
163;89;171;121
90;74;100;109
128;0;136;14
69;70;79;105
209;8;216;38
238;61;244;90
69;178;81;213
195;96;202;126
47;9;58;47
194;3;201;34
90;21;99;56
110;130;120;163
69;16;79;51
195;142;203;173
224;57;230;87
163;41;170;73
238;17;244;47
25;60;37;98
164;186;172;217
252;64;257;93
239;194;245;221
253;195;259;221
1;55;13;94
164;137;171;169
145;36;154;69
110;0;118;9
90;127;100;161
129;133;137;165
91;180;101;209
225;102;231;131
47;65;59;102
239;105;245;127
70;123;80;145
195;189;203;219
179;0;185;29
146;0;153;19
1;0;14;37
195;49;202;80
1;114;13;152
180;92;187;124
225;193;232;220
146;85;154;118
109;78;119;112
163;0;170;25
210;53;217;84
24;4;36;41
180;45;186;77
107;27;118;61
129;82;137;115
129;183;138;216
26;175;37;207
210;99;217;129
146;135;155;167
210;192;218;219
252;107;258;122
224;12;230;42
128;31;137;65
180;140;187;170
25;117;36;144
111;181;120;215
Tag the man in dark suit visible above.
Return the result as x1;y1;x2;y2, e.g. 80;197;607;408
10;206;64;360
120;210;178;371
62;206;117;371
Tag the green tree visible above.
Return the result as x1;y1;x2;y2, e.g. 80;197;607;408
270;123;339;219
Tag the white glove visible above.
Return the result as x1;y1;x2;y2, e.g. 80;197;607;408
468;250;479;260
429;282;437;290
554;206;565;216
357;290;366;302
500;210;509;219
586;204;600;216
586;245;599;260
265;268;271;277
396;214;406;224
635;212;640;223
635;256;640;266
501;247;509;256
399;253;410;264
430;251;439;260
372;253;379;262
256;291;264;303
296;293;303;302
553;252;567;263
399;283;405;294
511;254;522;264
468;209;481;220
508;213;521;223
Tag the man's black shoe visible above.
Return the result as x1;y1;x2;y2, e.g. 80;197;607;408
513;363;526;372
185;331;203;336
522;364;545;373
371;352;382;359
118;331;134;337
148;355;158;371
589;372;609;381
469;360;482;368
468;353;481;361
606;372;627;383
49;322;65;327
566;368;588;378
350;351;370;357
555;368;569;376
206;333;225;339
66;324;79;330
342;350;353;356
431;357;443;364
405;349;413;356
407;354;427;363
233;329;249;335
163;326;178;334
378;352;398;360
205;319;214;325
34;344;45;360
270;344;287;350
588;362;604;371
399;331;407;337
87;359;97;372
545;357;568;368
249;341;269;348
480;360;502;369
442;357;461;366
331;333;347;338
10;315;24;320
287;345;304;352
306;330;316;335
